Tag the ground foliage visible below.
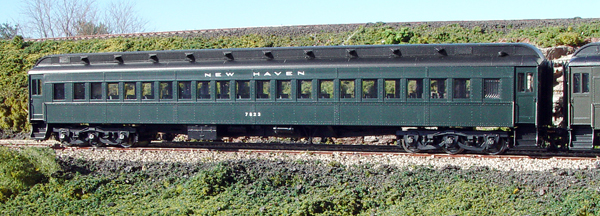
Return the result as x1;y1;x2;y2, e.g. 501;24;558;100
0;147;60;202
1;21;600;132
0;147;599;215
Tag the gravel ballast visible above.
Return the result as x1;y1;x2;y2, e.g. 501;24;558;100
55;148;600;172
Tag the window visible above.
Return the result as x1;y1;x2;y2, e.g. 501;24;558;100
178;81;192;99
319;80;334;98
517;72;535;93
407;79;423;98
107;83;119;100
453;79;471;98
142;82;154;99
91;83;102;99
125;82;136;100
73;83;85;100
159;82;172;99
197;81;210;99
573;73;590;93
526;73;534;92
256;80;271;99
298;80;312;99
277;80;291;99
582;73;590;93
31;79;42;96
362;79;377;99
217;81;230;99
484;79;501;99
236;80;250;99
53;83;65;100
573;73;580;93
517;73;525;92
340;80;355;99
430;79;446;99
385;79;400;98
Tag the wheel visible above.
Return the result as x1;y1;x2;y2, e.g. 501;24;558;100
118;133;135;148
442;135;464;154
88;132;102;147
486;138;508;155
401;136;421;153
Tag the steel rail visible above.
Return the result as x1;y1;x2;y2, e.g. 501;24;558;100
1;140;599;160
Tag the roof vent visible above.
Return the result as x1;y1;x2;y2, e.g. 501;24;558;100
347;49;358;58
80;56;90;65
149;54;159;63
498;51;509;57
390;48;401;57
263;51;274;60
436;47;447;56
114;55;123;64
304;50;315;59
224;52;234;61
185;53;195;62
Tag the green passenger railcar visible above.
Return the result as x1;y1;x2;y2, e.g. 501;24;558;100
28;43;554;154
566;42;600;150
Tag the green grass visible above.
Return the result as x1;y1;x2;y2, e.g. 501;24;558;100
0;148;599;215
0;147;60;202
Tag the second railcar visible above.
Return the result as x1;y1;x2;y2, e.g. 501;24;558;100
566;42;600;150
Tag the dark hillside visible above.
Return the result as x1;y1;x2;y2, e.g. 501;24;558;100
2;18;600;132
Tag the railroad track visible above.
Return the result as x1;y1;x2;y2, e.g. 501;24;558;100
2;139;599;160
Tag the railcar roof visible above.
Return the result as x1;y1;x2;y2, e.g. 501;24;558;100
570;42;600;66
29;43;546;74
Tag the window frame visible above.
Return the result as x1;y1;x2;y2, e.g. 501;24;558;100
276;80;292;100
297;79;313;100
177;81;192;100
31;79;42;96
107;82;120;100
483;78;501;99
582;73;590;93
339;79;356;100
407;78;423;99
235;80;251;100
452;78;471;99
159;81;174;100
384;79;401;100
124;82;137;100
52;83;66;101
90;82;103;101
318;79;334;101
141;82;155;100
572;72;590;94
429;79;447;99
73;82;86;100
361;79;378;100
517;73;525;92
256;80;272;100
196;81;211;100
216;80;231;100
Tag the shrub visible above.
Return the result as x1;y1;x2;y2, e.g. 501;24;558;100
185;164;236;197
0;147;53;202
558;32;584;46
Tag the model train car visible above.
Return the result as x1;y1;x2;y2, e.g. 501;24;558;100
26;43;598;154
566;42;600;150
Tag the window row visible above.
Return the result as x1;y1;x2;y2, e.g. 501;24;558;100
52;78;503;101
